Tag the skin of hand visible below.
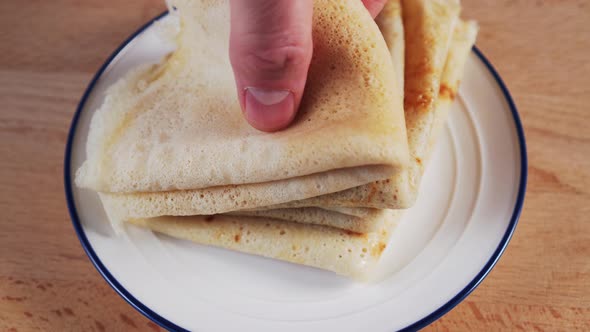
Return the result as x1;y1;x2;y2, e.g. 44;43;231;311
229;0;388;132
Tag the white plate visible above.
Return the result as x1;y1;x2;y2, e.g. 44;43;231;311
65;13;527;332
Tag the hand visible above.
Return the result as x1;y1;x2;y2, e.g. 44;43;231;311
229;0;388;132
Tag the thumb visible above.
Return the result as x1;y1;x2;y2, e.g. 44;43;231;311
229;0;313;132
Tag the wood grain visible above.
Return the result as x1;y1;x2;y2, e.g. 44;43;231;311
0;0;588;331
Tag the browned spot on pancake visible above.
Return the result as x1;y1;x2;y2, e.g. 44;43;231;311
52;309;62;317
142;54;174;87
407;59;435;79
279;230;286;235
372;242;387;257
415;157;422;165
344;230;366;238
405;91;434;110
205;215;215;222
366;183;378;202
393;194;397;200
37;284;46;291
439;83;457;100
234;234;241;242
385;179;390;183
63;308;74;316
24;312;32;318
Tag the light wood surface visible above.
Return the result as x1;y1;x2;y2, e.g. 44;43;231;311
1;1;588;331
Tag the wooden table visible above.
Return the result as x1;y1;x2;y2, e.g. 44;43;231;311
1;1;588;330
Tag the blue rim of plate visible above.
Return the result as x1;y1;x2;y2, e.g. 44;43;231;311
64;11;527;332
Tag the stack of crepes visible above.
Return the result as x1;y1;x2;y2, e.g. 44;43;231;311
76;0;478;280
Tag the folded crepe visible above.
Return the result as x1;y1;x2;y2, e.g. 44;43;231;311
268;0;461;210
376;0;405;98
129;14;479;278
129;211;399;280
426;20;478;159
230;19;478;235
216;0;407;233
76;0;409;220
89;0;407;232
229;207;387;234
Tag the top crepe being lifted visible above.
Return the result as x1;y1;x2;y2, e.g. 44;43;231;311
267;0;461;210
75;0;409;198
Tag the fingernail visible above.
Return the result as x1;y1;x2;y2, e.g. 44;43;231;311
246;87;292;106
244;87;295;131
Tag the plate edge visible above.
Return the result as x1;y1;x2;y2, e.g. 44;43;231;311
63;11;189;332
397;46;528;332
